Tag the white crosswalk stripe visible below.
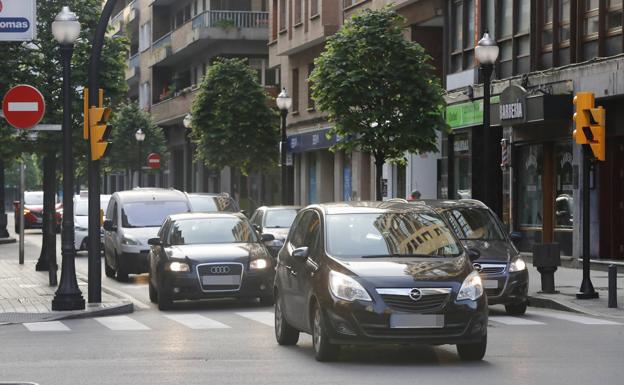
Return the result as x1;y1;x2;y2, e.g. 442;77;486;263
529;310;622;325
164;314;231;329
23;321;70;332
95;315;151;331
490;316;546;325
235;311;274;327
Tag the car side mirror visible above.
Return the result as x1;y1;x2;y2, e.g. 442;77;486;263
261;233;275;242
148;238;161;246
240;210;248;217
509;231;522;242
103;219;116;232
292;246;309;261
467;247;481;262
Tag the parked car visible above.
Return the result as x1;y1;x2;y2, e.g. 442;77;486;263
274;201;487;362
74;194;111;252
184;192;240;213
423;199;529;315
103;188;190;280
147;212;275;310
250;206;301;258
13;191;62;233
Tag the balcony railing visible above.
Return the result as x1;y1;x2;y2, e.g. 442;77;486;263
192;11;269;30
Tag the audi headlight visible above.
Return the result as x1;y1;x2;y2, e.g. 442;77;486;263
169;261;190;272
265;239;285;248
509;257;527;272
457;271;484;301
329;271;372;302
122;235;140;245
250;259;269;270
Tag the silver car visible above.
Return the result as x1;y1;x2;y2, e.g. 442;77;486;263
74;194;111;252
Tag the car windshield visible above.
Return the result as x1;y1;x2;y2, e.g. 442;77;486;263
442;207;505;241
264;209;298;228
169;217;257;245
189;195;238;212
24;192;44;205
121;201;189;228
325;212;462;258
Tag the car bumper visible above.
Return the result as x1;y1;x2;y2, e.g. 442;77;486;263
161;269;274;301
119;251;150;274
74;229;88;250
482;270;529;305
322;295;488;346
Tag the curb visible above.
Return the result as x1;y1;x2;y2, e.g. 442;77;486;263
528;294;624;319
0;237;16;245
0;301;134;325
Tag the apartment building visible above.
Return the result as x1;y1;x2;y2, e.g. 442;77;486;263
442;0;624;260
268;0;445;205
107;0;280;208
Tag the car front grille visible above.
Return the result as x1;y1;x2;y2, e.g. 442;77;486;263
475;263;507;275
377;288;452;313
197;263;244;292
485;288;502;297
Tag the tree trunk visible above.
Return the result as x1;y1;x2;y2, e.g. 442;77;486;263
374;155;385;202
0;159;9;238
36;153;58;274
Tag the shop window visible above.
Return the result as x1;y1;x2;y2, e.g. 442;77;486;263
555;142;574;229
517;145;543;228
453;133;471;199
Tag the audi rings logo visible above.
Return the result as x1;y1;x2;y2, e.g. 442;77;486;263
210;266;231;274
473;263;483;272
409;288;423;302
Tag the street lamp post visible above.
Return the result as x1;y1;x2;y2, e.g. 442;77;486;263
135;128;145;187
51;6;85;311
276;88;292;204
475;32;499;213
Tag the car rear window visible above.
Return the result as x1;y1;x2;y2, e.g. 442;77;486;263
121;201;189;228
169;217;257;245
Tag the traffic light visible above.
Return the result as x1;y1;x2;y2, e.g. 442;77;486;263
572;92;594;145
588;106;606;161
89;106;112;161
83;88;103;140
572;91;606;161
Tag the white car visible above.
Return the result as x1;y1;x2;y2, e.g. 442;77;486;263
74;194;111;252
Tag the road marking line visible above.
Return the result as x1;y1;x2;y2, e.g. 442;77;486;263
23;321;70;332
164;314;231;329
236;311;274;327
530;310;622;325
489;316;546;325
95;315;150;331
8;102;39;112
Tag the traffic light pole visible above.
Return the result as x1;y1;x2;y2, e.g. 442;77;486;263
87;0;118;303
577;145;599;299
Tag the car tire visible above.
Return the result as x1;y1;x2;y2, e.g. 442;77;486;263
457;334;487;361
157;280;173;311
148;280;158;304
312;302;340;362
274;293;299;346
115;253;128;282
505;301;528;315
104;255;115;278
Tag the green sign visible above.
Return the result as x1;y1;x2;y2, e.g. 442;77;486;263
446;96;500;129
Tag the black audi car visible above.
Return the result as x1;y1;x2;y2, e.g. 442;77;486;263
147;213;275;310
274;202;488;362
423;199;529;315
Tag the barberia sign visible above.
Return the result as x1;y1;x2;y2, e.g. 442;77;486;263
499;85;527;125
500;102;523;120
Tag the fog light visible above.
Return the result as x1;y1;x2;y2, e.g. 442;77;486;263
336;322;356;336
260;284;266;290
173;287;181;294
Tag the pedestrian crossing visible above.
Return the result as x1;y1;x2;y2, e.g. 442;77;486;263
18;310;622;332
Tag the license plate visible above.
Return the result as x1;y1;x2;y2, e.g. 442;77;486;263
483;280;499;289
390;313;444;329
201;275;241;286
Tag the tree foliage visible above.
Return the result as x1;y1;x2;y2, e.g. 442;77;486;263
190;58;279;175
310;8;448;198
107;101;167;172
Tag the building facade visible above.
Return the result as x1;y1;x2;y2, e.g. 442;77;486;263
268;0;446;205
442;0;624;260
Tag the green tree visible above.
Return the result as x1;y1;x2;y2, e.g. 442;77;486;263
107;101;168;185
311;8;448;200
190;58;279;176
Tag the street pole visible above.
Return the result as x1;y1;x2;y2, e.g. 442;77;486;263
280;110;287;204
138;140;142;188
19;159;24;265
481;63;493;211
577;145;599;299
52;41;85;311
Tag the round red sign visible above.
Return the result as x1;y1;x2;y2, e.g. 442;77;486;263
147;153;161;169
2;85;46;129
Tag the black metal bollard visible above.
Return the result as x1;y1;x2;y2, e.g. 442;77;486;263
533;243;561;294
608;264;618;308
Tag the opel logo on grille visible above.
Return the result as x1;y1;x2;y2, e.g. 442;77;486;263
473;263;483;272
210;266;231;274
409;288;423;301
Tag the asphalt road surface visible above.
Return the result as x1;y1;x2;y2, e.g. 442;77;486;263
1;217;623;385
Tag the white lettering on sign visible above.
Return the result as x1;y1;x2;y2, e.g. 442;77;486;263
8;102;38;112
499;102;524;120
312;134;319;145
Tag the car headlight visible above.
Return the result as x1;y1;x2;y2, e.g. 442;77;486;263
168;261;190;272
122;235;140;245
329;271;372;302
265;239;285;248
509;257;527;272
250;258;269;270
457;271;484;301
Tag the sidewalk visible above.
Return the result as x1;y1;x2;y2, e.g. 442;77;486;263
527;263;624;318
0;259;133;325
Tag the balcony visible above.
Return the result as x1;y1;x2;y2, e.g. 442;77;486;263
151;87;199;125
125;54;140;83
110;0;139;36
150;33;173;67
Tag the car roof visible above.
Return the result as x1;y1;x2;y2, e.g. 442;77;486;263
168;212;247;221
256;205;302;211
307;201;440;215
112;188;188;204
417;199;490;210
184;192;232;198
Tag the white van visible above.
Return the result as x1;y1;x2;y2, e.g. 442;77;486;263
103;188;190;280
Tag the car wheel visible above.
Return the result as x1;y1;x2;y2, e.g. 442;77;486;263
115;253;128;281
157;277;173;311
274;293;299;346
457;334;487;361
104;255;115;278
505;301;528;315
312;302;340;362
148;280;158;304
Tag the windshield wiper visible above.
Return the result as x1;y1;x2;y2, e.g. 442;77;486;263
361;253;443;259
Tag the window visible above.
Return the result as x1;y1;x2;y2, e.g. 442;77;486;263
139;82;151;110
311;0;318;16
450;1;464;73
295;0;302;25
517;145;543;228
515;0;531;73
559;0;571;43
608;0;623;31
343;0;359;8
497;0;513;77
290;211;313;248
307;63;315;110
292;68;299;113
272;0;278;39
279;0;286;31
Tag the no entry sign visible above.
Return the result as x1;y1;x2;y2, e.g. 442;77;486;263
2;85;45;129
147;153;161;169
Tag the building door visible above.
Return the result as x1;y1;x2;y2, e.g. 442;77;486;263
600;137;624;260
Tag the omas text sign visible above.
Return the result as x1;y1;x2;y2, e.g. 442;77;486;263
0;0;37;41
